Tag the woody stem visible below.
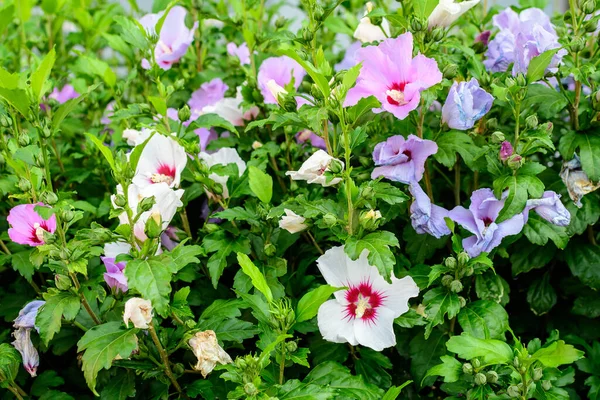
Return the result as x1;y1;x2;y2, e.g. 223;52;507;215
70;272;101;325
148;322;185;397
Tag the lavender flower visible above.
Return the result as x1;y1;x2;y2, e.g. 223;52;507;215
189;78;229;112
101;256;128;293
525;191;571;226
226;42;250;65
449;188;525;256
442;79;494;130
499;141;513;161
409;182;451;238
371;135;438;184
49;84;79;104
257;56;306;104
13;301;45;332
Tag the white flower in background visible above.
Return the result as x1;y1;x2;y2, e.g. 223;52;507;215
123;298;153;329
12;328;39;377
104;241;133;258
279;209;308;234
286;150;343;187
133;134;187;189
122;128;153;147
202;88;259;127
316;246;419;351
199;147;247;198
428;0;481;28
265;79;288;106
353;2;390;43
204;19;225;29
188;330;233;377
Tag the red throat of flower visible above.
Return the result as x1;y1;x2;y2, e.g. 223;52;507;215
386;82;408;106
345;282;384;322
151;164;176;185
31;222;49;244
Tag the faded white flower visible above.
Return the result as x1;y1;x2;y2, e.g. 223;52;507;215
123;298;153;329
199;147;247;198
286;150;343;187
12;328;39;377
353;2;390;43
279;209;308;234
428;0;481;28
189;330;233;377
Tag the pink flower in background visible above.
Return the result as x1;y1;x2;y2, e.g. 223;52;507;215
8;204;57;247
139;6;198;71
49;84;79;104
258;56;306;104
202;89;259;127
101;101;116;125
226;42;251;65
189;78;229;112
316;246;419;351
161;226;182;251
345;33;442;120
101;256;128;293
335;41;362;71
499;141;513;161
296;130;327;150
133;134;187;189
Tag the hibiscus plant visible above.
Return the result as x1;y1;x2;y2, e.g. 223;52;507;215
0;0;599;399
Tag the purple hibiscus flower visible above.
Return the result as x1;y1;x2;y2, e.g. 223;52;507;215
442;79;494;130
334;41;362;71
296;130;327;150
257;56;306;104
371;134;438;184
49;84;79;104
344;32;442;120
499;141;513;161
409;183;451;238
484;8;566;75
449;188;525;257
189;78;229;111
524;191;571;226
100;257;128;293
226;42;251;65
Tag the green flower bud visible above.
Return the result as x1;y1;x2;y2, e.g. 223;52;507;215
322;213;337;227
585;18;598;32
40;126;53;139
410;17;424;32
62;209;75;222
541;380;552;391
0;114;12;127
313;4;325;21
465;266;474;276
458;296;467;307
41;191;58;205
582;0;596;14
301;27;314;42
282;95;298;112
286;341;298;353
516;73;527;87
505;76;517;88
310;83;324;100
139;196;155;212
525;115;538;129
60;248;70;260
491;131;506;143
144;213;162;239
462;362;473;374
359;209;383;231
507;385;520;398
42;230;56;244
35;153;45;168
443;64;458;80
507;154;523;170
444;257;457;269
513;357;520;368
486;118;498;130
114;194;127;207
0;153;4;165
18;178;32;192
244;382;259;396
177;105;191;122
441;274;454;287
173;363;185;375
55;274;72;290
431;28;444;42
275;16;286;29
472;358;481;369
457;251;470;266
329;159;344;174
486;370;499;384
264;243;276;257
450;280;463;293
570;37;586;52
18;133;31;147
474;372;487;386
361;186;375;200
533;367;543;381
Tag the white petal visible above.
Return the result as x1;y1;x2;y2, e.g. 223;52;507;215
317;300;358;346
104;242;132;258
383;276;420;318
316;246;350;287
353;306;396;351
133;134;187;189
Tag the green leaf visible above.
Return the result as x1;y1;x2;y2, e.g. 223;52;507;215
36;291;81;346
345;231;399;280
363;180;409;205
565;242;600;290
196;317;259;343
74;55;116;87
114;15;148;50
304;361;384;400
576;133;600;182
248;166;273;203
409;330;448;387
522;84;568;119
100;370;136;400
276;379;336;399
0;343;21;384
496;175;544;222
446;334;513;365
510;241;555;276
458;300;509;340
530;340;584;368
31;48;56;102
236;253;273;302
31;371;65;396
413;0;438;18
526;272;557;316
523;216;569;249
0;87;31;117
403;226;447;264
435;131;486;169
53;83;100;130
381;382;412;400
0;5;15;35
127;132;154;173
200;299;245;320
296;285;343;323
85;133;116;171
423;287;461;339
11;250;35;282
171;287;194;321
186;113;237;134
125;257;174;317
347;96;381;124
277;47;330;98
159;242;203;272
77;322;139;395
147;96;166;116
423;355;462;384
526;48;559;83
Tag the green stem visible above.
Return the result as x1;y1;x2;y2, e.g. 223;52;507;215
148;322;185;397
454;155;461;206
179;209;193;239
7;385;24;400
513;99;521;147
279;342;286;385
305;231;324;255
416;101;434;200
70;272;101;325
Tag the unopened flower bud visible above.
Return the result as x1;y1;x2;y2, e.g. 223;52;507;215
264;243;276;257
41;191;58;205
177;105;191;122
410;17;424;32
584;19;598;32
486;370;499;384
441;275;454;287
322;213;337;227
474;372;487;385
301;27;314;42
310;83;324;100
500;141;514;161
360;209;382;230
462;363;473;374
18;178;32;192
282;94;298;112
35;153;45;168
252;141;263;149
0;114;12;127
472;358;481;369
450;280;463;293
457;251;470;266
542;380;552;391
507;385;520;397
533;367;543;381
486;118;498;130
123;297;153;329
275;16;286;28
430;28;444;42
244;383;259;396
443;64;458;80
445;257;457;269
505;76;517;88
465;266;474;276
516;73;527;87
286;341;298;353
525;115;538;129
458;296;467;307
55;274;72;290
513;357;520;368
491;131;505;143
0;153;4;165
41;126;52;139
329;159;344;174
361;186;375;200
114;194;126;207
62;209;75;222
570;37;586;52
543;122;553;134
582;0;596;14
507;154;523;170
145;213;162;239
139;196;155;212
313;5;325;21
18;133;31;147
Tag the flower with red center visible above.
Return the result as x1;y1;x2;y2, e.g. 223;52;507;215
316;246;419;351
133;134;187;189
344;32;442;120
7;203;57;247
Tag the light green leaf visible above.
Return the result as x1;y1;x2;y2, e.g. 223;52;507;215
77;322;138;395
114;15;148;50
345;231;399;280
381;381;412;400
277;47;330;98
523;216;569;249
248;166;273;203
147;96;167;117
53;83;100;131
85;133;116;171
296;285;343;323
530;340;584;368
576;133;600;182
31;48;56;102
446;334;513;365
435;131;486;169
236;253;273;302
527;48;560;83
186;113;237;134
423;355;462;384
0;343;21;384
0;87;31;117
413;0;439;19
